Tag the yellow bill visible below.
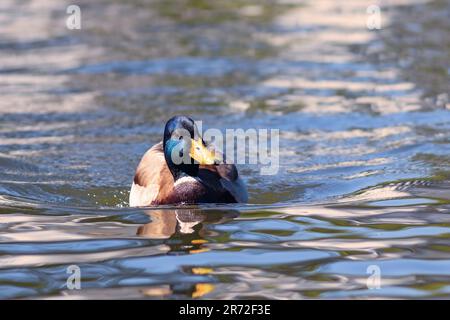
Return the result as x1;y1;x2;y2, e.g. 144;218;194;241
189;138;216;165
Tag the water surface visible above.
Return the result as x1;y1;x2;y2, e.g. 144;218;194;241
1;0;450;299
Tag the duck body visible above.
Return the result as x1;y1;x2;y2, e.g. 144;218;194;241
129;116;248;207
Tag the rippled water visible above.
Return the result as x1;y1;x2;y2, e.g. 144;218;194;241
1;0;450;299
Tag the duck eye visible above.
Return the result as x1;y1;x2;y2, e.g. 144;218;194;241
178;136;183;140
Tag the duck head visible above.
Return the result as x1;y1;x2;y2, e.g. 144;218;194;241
163;115;217;179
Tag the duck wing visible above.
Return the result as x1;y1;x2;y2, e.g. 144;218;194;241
129;141;174;206
198;162;248;203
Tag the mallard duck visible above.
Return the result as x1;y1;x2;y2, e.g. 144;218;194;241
129;115;248;206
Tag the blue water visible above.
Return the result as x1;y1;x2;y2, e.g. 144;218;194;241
0;0;450;299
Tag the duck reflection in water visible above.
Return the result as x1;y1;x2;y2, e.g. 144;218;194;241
136;208;239;298
137;208;239;251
